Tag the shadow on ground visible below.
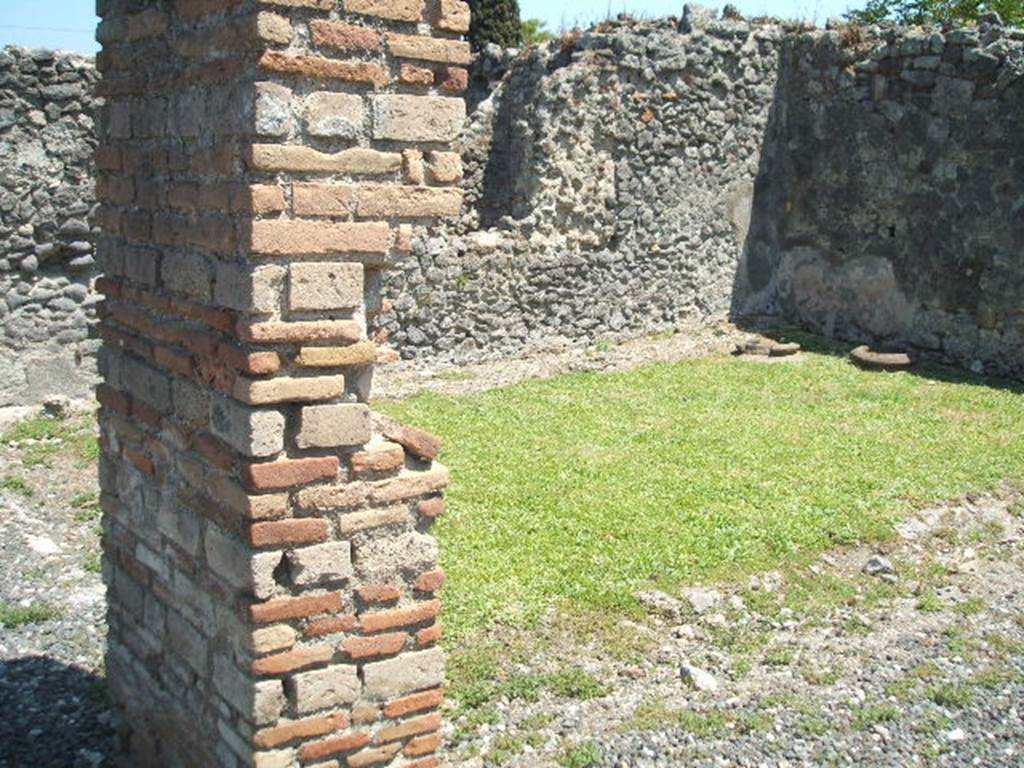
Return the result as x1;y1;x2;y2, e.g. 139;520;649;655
0;656;116;768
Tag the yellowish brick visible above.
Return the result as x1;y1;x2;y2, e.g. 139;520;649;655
247;144;401;175
372;96;465;143
345;0;423;22
357;186;463;218
436;0;471;32
290;262;364;312
233;375;347;405
425;151;463;183
250;220;390;256
295;342;378;368
387;34;472;65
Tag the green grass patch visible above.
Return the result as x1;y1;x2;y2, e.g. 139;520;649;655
0;601;60;628
71;492;101;523
380;348;1024;643
927;683;972;708
852;703;901;730
0;475;33;497
622;698;731;735
556;742;602;768
2;414;99;467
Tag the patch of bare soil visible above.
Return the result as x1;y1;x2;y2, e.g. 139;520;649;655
375;322;754;400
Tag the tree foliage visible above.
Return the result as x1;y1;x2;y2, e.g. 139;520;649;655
467;0;524;50
521;18;554;46
845;0;1024;27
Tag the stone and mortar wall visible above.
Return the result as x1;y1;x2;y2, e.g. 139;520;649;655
746;19;1024;377
0;46;101;406
95;1;466;766
382;13;786;361
383;11;1024;379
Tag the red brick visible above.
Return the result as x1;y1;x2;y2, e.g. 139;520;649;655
414;569;445;593
154;345;194;377
377;417;442;460
250;592;343;624
360;600;441;633
310;19;382;51
441;66;469;93
375;712;442;744
243;456;340;490
350;443;405;477
125;448;156;476
357;584;401;604
96;384;130;415
383;688;443;719
249;518;330;547
416;623;442;647
304;614;358;638
298;731;371;762
217;344;281;376
192;433;235;471
404;758;439;768
341;632;408;660
254;711;349;749
252;644;333;675
259;51;388;87
404;731;442;757
417;496;445;519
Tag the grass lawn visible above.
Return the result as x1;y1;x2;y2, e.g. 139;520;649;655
381;339;1024;643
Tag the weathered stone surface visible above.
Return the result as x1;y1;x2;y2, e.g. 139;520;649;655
288;541;354;586
290;664;361;714
304;91;365;138
372;95;465;143
363;647;445;699
210;396;285;457
289;262;364;312
297;403;372;448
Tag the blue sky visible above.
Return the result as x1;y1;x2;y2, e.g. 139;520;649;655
0;0;859;55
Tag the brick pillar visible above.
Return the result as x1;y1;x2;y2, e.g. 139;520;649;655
94;2;469;766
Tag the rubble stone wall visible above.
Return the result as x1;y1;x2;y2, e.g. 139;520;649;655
749;22;1024;378
94;1;464;766
0;46;101;406
383;12;1024;379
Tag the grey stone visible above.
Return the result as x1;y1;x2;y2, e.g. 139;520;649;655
209;396;285;458
680;662;719;692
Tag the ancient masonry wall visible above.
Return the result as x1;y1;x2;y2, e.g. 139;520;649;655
0;47;101;406
95;1;468;767
384;12;1024;379
748;21;1024;377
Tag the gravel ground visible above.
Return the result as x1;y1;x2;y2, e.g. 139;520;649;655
374;321;752;400
0;413;113;768
0;329;1021;768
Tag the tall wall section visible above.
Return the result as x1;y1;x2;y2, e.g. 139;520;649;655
382;14;786;361
94;1;465;766
383;11;1024;379
749;19;1024;377
0;47;100;406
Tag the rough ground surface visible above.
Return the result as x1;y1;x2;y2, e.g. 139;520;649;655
0;330;1021;768
0;416;111;767
447;487;1024;768
375;322;750;400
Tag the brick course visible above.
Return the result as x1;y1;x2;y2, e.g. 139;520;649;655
96;0;460;764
